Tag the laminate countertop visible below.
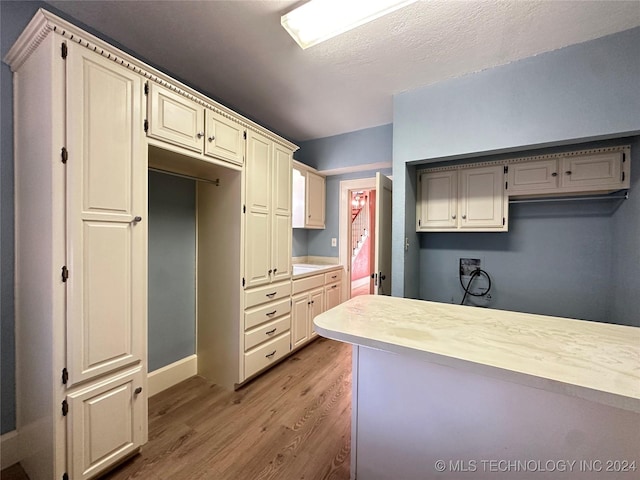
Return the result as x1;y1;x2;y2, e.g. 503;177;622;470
314;295;640;413
292;263;342;280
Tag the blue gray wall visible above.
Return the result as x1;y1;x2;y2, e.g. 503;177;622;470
297;125;393;258
393;27;640;306
292;229;308;257
419;138;638;325
148;172;196;371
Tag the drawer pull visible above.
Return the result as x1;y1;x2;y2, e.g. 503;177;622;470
265;328;277;335
265;350;276;359
332;285;337;289
265;310;277;317
134;387;142;395
266;292;277;298
331;275;337;279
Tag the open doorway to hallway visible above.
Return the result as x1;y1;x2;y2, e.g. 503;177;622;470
350;190;375;297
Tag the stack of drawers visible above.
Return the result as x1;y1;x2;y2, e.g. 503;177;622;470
243;280;292;379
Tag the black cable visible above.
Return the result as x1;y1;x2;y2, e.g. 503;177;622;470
460;268;492;305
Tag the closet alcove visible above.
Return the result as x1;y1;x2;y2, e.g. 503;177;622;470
148;145;243;388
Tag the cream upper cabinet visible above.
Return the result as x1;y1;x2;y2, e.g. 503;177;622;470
205;109;245;165
272;144;293;282
292;163;326;229
507;159;559;195
244;131;293;288
507;151;628;196
148;83;246;165
147;83;205;152
417;166;507;231
459;165;507;230
559;152;624;191
417;170;458;230
306;171;326;228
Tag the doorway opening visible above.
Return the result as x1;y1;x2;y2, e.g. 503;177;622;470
350;190;375;297
339;177;376;300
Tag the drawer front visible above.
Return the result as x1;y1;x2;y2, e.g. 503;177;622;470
292;273;324;294
245;332;291;379
245;281;291;309
245;297;291;330
324;269;342;284
245;315;291;351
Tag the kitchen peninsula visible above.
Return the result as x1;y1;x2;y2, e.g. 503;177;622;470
314;295;640;480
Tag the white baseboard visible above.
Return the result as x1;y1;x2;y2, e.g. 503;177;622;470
148;355;197;397
1;430;20;469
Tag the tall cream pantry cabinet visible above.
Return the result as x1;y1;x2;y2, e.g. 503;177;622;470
6;13;147;480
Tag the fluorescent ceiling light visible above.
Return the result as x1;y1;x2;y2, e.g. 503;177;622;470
281;0;418;50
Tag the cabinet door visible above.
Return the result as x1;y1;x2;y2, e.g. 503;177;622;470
204;109;245;165
309;288;325;339
417;171;457;230
560;152;623;190
508;160;558;194
272;145;292;282
306;171;326;228
325;282;342;311
148;83;205;152
245;131;272;288
66;367;144;480
66;43;146;386
291;293;310;348
459;165;506;230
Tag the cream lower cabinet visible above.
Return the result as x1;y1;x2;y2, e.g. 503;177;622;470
243;281;292;379
324;269;343;311
7;26;147;480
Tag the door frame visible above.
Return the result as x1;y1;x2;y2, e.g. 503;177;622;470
339;177;376;301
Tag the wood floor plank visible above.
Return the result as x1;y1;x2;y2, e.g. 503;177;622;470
103;337;352;480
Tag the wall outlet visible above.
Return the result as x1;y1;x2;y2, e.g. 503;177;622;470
331;238;337;247
459;258;481;277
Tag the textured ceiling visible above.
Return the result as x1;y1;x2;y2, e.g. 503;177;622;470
46;0;640;142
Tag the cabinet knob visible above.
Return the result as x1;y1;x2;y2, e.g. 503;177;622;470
131;216;142;224
551;172;558;177
565;170;572;175
273;268;277;274
462;214;467;219
268;269;273;276
134;387;142;395
197;131;205;139
452;214;456;219
208;135;215;142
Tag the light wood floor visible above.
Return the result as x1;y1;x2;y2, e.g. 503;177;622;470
1;338;352;480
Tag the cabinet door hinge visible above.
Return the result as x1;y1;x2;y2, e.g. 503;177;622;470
622;171;625;182
61;42;67;59
622;153;626;163
61;368;68;385
242;277;245;287
504;165;508;174
61;147;68;164
144;119;149;133
61;266;69;283
61;399;68;416
418;219;421;227
243;130;247;140
63;473;69;480
144;82;149;95
505;181;508;190
503;217;506;226
243;205;246;214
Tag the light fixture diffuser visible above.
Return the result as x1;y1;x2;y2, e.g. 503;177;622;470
281;0;418;50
